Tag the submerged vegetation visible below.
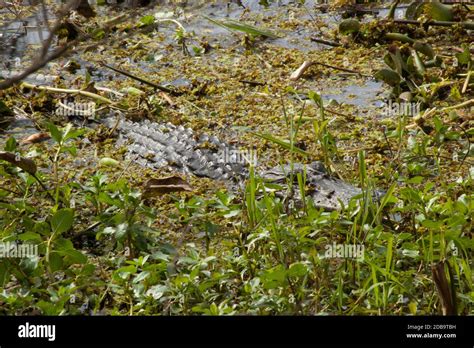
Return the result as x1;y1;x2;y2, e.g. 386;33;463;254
0;0;472;315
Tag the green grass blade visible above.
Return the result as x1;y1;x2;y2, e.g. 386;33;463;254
250;132;309;156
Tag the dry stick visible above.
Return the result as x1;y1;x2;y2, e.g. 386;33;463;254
103;14;128;28
159;91;175;106
290;61;370;81
108;114;121;137
462;71;472;94
442;99;474;111
255;53;272;70
290;61;314;81
310;37;341;47
98;62;178;95
20;82;113;104
95;86;125;98
239;80;266;86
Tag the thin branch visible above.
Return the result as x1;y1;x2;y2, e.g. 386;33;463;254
98;62;179;95
290;60;370;81
310;37;342;47
0;0;82;90
20;81;114;104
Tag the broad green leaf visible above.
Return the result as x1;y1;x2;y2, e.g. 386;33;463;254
389;47;407;76
413;51;426;75
61;249;87;264
0;262;10;286
146;285;168;299
427;0;453;21
455;45;471;66
62;145;77;156
115;223;129;241
17;232;42;242
288;262;308;278
413;41;435;59
47;123;63;143
116;265;137;276
140;15;155;26
408;302;417;315
406;0;453;21
121;87;145;96
54;238;75;251
63;128;85;141
5;137;17;152
421;219;444;230
133;271;150;284
48;252;64;272
36;300;59;315
374;69;401;86
406;0;424;20
261;265;287;289
51;208;74;235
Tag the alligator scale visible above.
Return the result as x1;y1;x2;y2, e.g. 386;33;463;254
105;116;377;211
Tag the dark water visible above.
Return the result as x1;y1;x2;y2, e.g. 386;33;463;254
0;0;397;143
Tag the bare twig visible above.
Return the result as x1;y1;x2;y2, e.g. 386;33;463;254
442;99;474;111
290;61;314;81
98;62;179;95
290;60;370;81
0;0;82;90
20;81;114;104
0;44;71;90
310;37;341;47
461;71;471;94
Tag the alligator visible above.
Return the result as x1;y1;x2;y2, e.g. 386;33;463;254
104;115;381;211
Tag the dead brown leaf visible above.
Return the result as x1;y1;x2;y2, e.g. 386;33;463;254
20;132;51;145
432;261;457;315
143;175;193;197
